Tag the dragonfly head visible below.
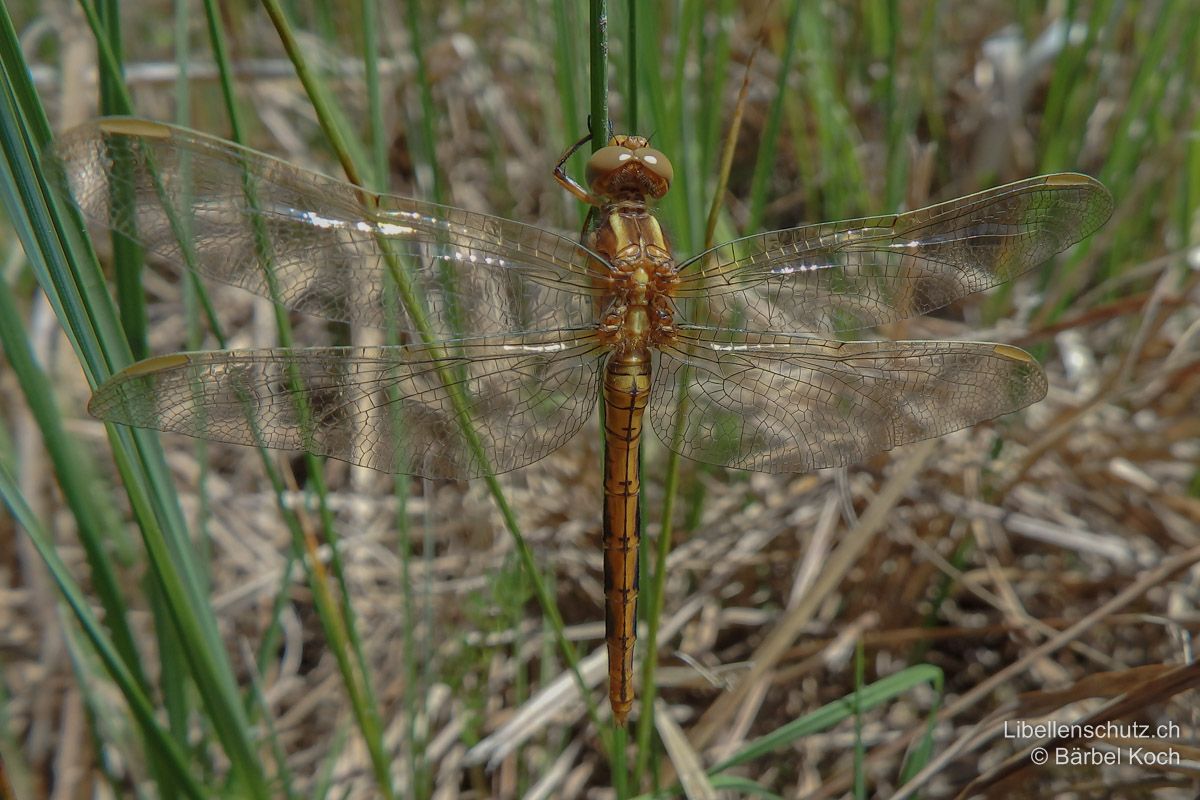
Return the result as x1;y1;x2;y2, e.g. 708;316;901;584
586;134;673;200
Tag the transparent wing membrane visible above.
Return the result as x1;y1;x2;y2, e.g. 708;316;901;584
676;174;1112;334
89;332;606;479
49;118;1109;480
47;118;604;339
653;328;1048;473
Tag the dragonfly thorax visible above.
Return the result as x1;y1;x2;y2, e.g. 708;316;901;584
593;205;680;350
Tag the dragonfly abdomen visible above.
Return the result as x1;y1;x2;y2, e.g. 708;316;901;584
601;350;650;724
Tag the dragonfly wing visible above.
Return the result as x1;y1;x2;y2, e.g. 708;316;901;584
651;328;1047;473
48;118;603;338
89;331;606;479
675;174;1112;334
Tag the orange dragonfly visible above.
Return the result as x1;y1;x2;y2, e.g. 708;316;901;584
50;117;1111;724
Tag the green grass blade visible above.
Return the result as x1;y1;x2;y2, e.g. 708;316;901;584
267;0;606;761
3;8;273;795
590;0;609;147
746;0;801;233
0;464;208;800
95;0;148;359
625;0;638;132
402;0;443;202
710;665;944;775
361;0;387;190
191;2;396;794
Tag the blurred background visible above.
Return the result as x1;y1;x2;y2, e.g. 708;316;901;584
1;0;1198;797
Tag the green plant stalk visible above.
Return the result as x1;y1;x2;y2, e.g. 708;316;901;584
1042;0;1115;175
166;0;208;767
669;1;701;252
896;671;942;784
75;0;383;791
804;1;868;219
199;0;247;141
0;21;271;791
263;0;607;746
625;0;637;132
631;3;678;236
697;0;733;196
747;0;801;233
713;665;944;774
0;464;207;799
401;0;442;203
0;76;144;697
1036;0;1172;327
193;4;398;794
358;0;430;791
199;2;411;793
882;0;920;209
551;4;585;228
632;666;944;799
853;640;866;799
95;0;147;359
244;649;300;800
121;434;272;797
633;18;754;776
361;0;387;189
590;0;609;146
632;3;758;777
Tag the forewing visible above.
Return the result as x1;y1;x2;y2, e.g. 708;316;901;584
676;174;1112;334
47;118;603;338
89;332;606;479
652;329;1047;473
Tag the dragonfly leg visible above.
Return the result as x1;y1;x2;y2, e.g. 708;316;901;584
554;131;602;205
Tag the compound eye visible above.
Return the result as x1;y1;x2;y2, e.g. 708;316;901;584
633;147;673;185
586;145;634;188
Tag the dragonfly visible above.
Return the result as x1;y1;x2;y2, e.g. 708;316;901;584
49;117;1111;725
